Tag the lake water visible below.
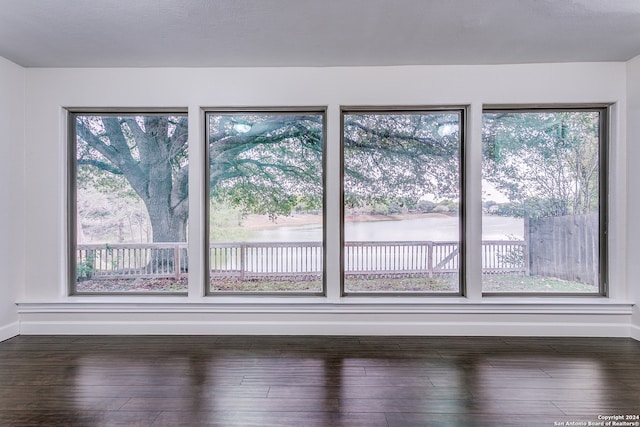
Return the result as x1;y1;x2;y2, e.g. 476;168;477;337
250;215;524;242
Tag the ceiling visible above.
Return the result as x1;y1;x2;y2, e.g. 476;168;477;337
1;0;639;68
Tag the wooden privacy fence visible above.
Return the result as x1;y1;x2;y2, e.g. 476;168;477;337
77;240;528;280
527;213;598;285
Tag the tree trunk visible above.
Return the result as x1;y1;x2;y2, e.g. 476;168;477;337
144;198;188;274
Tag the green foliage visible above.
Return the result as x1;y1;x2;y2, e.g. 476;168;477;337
483;111;600;218
370;202;390;216
221;182;298;220
486;202;524;217
343;112;461;205
417;199;436;213
387;200;405;215
209;113;323;220
294;195;322;214
78;111;465;244
496;234;525;267
76;253;95;281
436;199;459;213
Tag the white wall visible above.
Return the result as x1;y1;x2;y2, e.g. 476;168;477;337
16;62;635;336
0;57;24;341
627;55;640;340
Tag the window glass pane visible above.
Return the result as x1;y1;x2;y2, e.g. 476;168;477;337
207;112;324;293
74;114;188;293
342;111;462;293
482;111;602;293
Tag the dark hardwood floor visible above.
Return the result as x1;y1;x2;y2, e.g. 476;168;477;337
0;335;639;426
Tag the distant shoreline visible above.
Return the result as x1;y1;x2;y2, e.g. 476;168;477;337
345;212;453;222
243;212;455;229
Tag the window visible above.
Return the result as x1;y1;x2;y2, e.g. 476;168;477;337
206;109;325;294
67;105;609;299
481;108;607;294
341;108;464;295
70;112;189;294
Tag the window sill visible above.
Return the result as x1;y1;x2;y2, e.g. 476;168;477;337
16;298;634;315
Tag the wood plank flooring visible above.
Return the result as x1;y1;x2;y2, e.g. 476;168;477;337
0;335;639;426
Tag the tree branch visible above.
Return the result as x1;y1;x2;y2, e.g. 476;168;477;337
77;117;147;199
77;158;122;175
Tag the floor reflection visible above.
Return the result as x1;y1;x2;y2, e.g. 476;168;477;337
0;336;636;426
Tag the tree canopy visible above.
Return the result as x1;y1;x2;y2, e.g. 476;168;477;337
482;111;600;218
343;112;461;208
208;113;324;219
75;110;598;244
76;111;463;244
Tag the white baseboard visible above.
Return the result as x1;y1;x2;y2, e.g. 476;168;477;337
631;323;640;341
0;321;19;342
18;319;632;337
16;301;635;337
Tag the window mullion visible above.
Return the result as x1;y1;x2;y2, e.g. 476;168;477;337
465;103;484;300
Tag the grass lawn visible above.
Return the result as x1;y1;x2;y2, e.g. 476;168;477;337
346;275;596;293
76;277;188;293
211;278;321;293
482;274;598;293
344;276;457;293
77;274;597;294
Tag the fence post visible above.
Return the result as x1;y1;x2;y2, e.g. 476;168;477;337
89;249;96;279
427;242;433;278
523;215;530;276
240;243;246;281
174;244;180;281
